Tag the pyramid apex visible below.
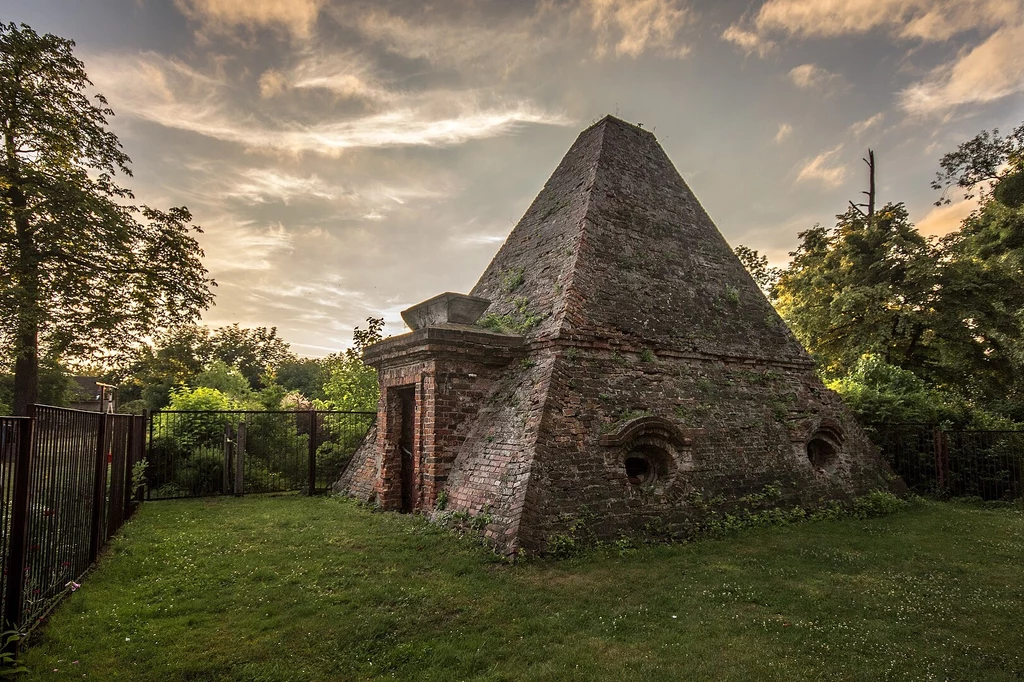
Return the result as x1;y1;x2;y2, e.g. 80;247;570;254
589;114;655;136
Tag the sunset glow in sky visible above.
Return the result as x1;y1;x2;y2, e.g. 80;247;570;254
7;0;1024;355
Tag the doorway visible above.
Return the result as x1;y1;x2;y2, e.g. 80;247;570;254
397;386;416;513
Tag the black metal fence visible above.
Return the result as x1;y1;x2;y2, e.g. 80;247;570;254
872;424;1024;501
1;406;145;635
146;410;374;499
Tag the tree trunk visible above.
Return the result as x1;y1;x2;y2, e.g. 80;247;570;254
866;149;876;219
9;180;39;416
12;321;38;415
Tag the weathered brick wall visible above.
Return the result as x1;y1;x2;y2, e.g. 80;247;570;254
335;327;526;522
519;345;894;551
560;119;808;362
440;357;554;553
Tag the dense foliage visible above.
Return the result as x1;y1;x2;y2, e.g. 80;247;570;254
741;122;1024;427
128;318;382;496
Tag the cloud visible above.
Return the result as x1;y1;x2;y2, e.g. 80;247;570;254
788;63;839;90
174;0;327;37
774;123;793;143
338;0;692;73
796;144;848;188
87;52;571;155
258;69;287;98
582;0;694;59
849;112;884;135
916;196;978;236
200;219;295;272
221;169;339;204
176;158;453;222
899;23;1024;114
721;25;775;56
722;0;1021;54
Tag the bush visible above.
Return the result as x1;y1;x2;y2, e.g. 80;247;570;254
243;412;308;485
826;354;1021;429
850;490;909;518
172;449;224;496
162;387;236;450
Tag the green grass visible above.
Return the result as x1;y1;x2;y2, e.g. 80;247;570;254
21;496;1024;681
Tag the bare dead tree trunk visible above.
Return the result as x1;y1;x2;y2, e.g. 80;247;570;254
849;149;877;219
864;149;875;219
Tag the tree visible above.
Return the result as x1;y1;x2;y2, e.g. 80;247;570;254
207;324;293;389
194;359;253;403
0;23;214;414
773;203;939;377
931;123;1024;205
928;124;1024;412
113;323;296;409
733;245;781;298
319;318;384;412
276;358;328;401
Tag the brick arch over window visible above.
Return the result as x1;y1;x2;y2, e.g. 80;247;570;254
599;415;691;449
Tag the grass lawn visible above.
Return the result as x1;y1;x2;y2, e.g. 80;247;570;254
20;495;1024;681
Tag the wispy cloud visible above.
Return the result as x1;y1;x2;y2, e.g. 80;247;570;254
721;25;774;56
796;144;848;188
87;52;570;155
774;123;793;143
899;23;1024;114
582;0;694;59
200;218;295;272
174;0;327;38
725;0;1018;46
788;63;840;91
849;112;884;135
916;196;978;236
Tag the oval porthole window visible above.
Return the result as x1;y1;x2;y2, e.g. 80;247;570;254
807;437;839;470
625;456;652;485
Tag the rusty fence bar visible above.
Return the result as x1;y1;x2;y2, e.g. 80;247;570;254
0;405;146;637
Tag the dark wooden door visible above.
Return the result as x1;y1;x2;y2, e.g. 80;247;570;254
398;387;416;513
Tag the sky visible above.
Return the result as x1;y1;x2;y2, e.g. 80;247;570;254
6;0;1024;357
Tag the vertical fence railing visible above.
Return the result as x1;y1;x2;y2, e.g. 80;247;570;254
0;405;145;637
146;410;374;499
872;424;1024;501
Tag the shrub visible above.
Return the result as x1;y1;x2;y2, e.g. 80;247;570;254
162;387;237;450
172;449;224;496
850;490;909;518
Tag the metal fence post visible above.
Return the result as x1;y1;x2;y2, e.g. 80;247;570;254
933;427;947;496
134;414;146;504
3;408;35;634
89;414;109;564
234;421;245;496
146;411;154;501
307;410;318;496
223;422;232;495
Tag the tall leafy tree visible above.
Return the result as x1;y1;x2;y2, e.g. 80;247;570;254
208;324;294;389
929;125;1024;412
0;23;214;414
931;123;1024;205
319;318;384;412
774;203;939;377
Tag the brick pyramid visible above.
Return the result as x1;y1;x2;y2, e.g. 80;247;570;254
338;115;898;555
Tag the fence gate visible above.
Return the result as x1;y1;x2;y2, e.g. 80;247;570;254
146;410;374;499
